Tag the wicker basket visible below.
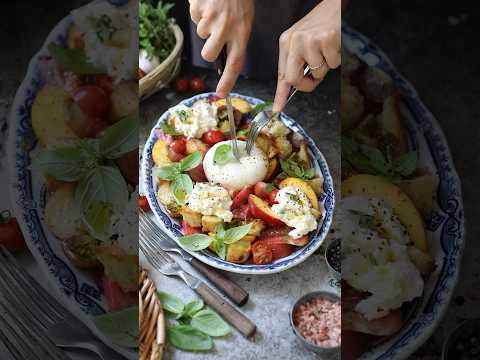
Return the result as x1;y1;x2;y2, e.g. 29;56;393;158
140;270;165;360
140;24;184;100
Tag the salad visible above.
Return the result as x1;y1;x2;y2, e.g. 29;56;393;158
29;0;139;343
151;95;325;265
340;49;436;360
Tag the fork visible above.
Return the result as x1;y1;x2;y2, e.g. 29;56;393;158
0;247;127;360
245;66;312;155
139;232;256;338
139;210;249;306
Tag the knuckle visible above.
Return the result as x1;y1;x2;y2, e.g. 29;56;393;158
279;31;290;46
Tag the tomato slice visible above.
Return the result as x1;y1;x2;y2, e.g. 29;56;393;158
231;186;253;209
257;238;293;260
251;241;273;265
254;182;278;205
182;220;202;235
94;75;114;94
170;138;187;155
232;204;251;220
0;213;25;253
202;129;225;145
138;195;150;211
73;85;110;118
102;276;137;311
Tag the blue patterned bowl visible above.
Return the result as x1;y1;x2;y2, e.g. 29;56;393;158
343;23;465;360
141;92;335;274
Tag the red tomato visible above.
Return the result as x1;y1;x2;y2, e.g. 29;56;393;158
167;147;185;162
232;204;251;220
251;241;273;265
202;129;225;145
138;196;150;212
260;226;291;238
170;138;187;155
73;85;110;118
175;78;190;93
231;186;253;209
0;212;26;253
84;118;109;138
138;68;146;79
102;276;138;311
190;77;206;93
182;220;202;235
254;182;278;204
94;75;114;94
188;163;208;182
258;238;293;260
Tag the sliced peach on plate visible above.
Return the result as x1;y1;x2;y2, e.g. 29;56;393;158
152;140;172;166
248;194;283;226
279;177;319;209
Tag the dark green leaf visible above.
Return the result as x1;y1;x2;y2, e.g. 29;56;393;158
48;43;105;74
170;174;193;205
179;151;202;172
32;147;93;181
223;223;252;244
159;122;181;135
94;306;139;348
191;309;231;337
157;291;185;314
214;223;225;240
83;201;112;240
265;183;274;192
167;325;212;351
100;117;139;159
303;168;316;179
181;299;204;318
213;144;233;165
251;101;273;117
152;164;180;180
393;151;418;177
178;234;212;251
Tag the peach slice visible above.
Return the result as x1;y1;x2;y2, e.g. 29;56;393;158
279;177;319;209
248;194;284;226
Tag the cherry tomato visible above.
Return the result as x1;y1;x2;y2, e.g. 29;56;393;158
94;75;114;94
188;163;208;182
254;182;278;205
190;77;206;93
138;195;150;212
232;186;253;209
175;78;190;93
84;118;109;138
268;189;279;205
170;138;187;155
138;68;146;79
73;85;110;118
182;220;202;235
202;129;225;145
168;147;185;162
0;211;26;253
259;238;293;260
252;241;273;265
232;204;251;220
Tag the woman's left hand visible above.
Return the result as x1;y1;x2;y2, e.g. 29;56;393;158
273;0;341;112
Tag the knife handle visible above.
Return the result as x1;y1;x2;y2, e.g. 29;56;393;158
195;282;256;338
191;258;249;306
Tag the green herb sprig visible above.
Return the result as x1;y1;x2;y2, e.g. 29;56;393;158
178;223;252;260
152;152;202;205
33;117;138;239
280;156;315;180
139;0;176;62
213;143;234;165
94;306;139;348
48;43;105;74
157;291;231;351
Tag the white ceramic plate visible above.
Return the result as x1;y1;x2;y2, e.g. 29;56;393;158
141;92;335;275
343;23;465;360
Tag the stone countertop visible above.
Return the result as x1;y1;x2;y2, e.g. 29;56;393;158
140;67;340;360
345;0;480;358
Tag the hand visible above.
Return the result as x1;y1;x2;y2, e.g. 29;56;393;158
273;0;341;112
189;0;255;97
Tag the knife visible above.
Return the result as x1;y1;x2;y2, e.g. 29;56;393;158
139;210;249;306
217;47;241;160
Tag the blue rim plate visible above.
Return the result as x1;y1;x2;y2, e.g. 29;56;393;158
7;4;136;359
141;92;335;275
343;23;465;360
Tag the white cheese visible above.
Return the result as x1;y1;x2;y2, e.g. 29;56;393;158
187;183;233;222
169;101;218;138
272;186;317;238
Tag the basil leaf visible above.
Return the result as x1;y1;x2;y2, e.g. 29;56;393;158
191;309;231;337
214;223;225;240
358;144;391;174
83;200;112;240
167;325;213;351
152;164;180;180
213;144;233;165
265;183;274;193
251;101;273;117
100;117;139;159
280;159;303;178
179;151;202;172
75;166;128;216
157;291;185;314
223;223;252;244
393;151;417;177
33;147;93;181
94;306;138;348
181;299;204;318
171;174;193;205
178;234;212;251
159;122;181;135
303;168;316;179
212;237;226;260
48;43;105;74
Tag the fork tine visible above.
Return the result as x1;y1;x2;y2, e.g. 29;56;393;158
139;232;167;268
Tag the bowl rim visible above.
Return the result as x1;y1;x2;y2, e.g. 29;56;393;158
325;238;341;278
289;290;341;351
141;92;336;274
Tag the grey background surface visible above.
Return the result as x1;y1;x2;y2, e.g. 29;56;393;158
345;1;480;358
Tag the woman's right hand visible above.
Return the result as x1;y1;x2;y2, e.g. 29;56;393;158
189;0;255;98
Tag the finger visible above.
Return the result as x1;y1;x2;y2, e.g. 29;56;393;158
189;1;202;24
284;50;305;88
277;31;290;86
304;47;329;81
196;17;211;39
201;32;226;62
272;79;290;113
320;30;341;69
216;45;245;98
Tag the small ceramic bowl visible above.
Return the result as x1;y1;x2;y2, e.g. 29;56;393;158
325;238;341;280
289;291;341;354
442;318;480;359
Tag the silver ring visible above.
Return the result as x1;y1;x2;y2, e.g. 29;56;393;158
309;62;325;71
